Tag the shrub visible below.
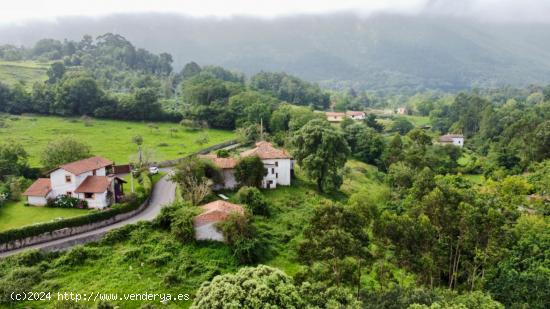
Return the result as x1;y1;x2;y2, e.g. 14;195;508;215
216;212;260;264
171;206;200;243
216;149;230;158
47;195;88;209
191;265;303;308
235;186;269;216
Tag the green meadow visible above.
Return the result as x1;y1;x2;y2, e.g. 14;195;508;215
0;115;236;166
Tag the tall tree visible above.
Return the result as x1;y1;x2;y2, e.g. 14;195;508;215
291;119;349;192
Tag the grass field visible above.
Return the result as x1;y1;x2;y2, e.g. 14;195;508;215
0;115;236;166
0;60;49;88
0;201;92;231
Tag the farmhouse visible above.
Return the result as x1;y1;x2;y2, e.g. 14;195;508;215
326;112;346;122
194;200;244;241
23;156;125;209
438;134;465;147
346;111;366;120
396;107;408;115
202;141;293;190
325;111;366;122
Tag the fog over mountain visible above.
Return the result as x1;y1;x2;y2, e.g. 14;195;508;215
1;13;550;92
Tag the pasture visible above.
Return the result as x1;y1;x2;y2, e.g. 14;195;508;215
0;115;236;166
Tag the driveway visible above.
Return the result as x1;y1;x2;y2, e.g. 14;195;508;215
0;173;176;258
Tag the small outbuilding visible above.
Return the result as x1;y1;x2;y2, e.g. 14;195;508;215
194;200;245;241
438;134;465;147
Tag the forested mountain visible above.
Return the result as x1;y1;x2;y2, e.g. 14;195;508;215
1;13;550;92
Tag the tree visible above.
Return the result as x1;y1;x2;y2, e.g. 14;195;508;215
216;212;259;263
55;75;103;115
291;119;350;192
170;157;221;205
234;156;266;188
533;120;550;161
298;201;369;274
191;265;303;308
391;117;414;134
40;137;91;170
171;206;200;243
0;142;28;181
344;123;384;165
47;62;65;83
235;186;269;216
181;61;202;79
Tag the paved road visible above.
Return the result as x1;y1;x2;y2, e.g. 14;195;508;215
0;174;176;258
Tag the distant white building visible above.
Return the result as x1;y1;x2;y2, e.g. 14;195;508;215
346;111;366;120
326;112;346;122
396;107;408;115
325;111;366;122
23;156;126;209
194;200;245;241
438;134;465;147
202;141;294;190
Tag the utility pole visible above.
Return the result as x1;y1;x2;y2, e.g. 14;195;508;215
260;117;264;140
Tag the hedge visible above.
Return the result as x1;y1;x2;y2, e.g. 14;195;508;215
0;177;151;245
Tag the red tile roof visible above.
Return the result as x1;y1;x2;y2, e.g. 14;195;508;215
439;134;464;142
194;200;244;227
199;154;239;169
240;141;292;160
23;178;51;197
60;156;113;175
75;176;111;193
346;111;365;116
326;112;346;118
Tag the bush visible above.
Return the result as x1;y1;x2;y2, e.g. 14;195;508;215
171;206;199;243
216;149;230;158
235;186;269;216
234;156;267;188
46;195;88;209
216;212;260;264
191;265;303;308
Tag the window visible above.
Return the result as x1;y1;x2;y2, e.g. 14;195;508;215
84;193;94;199
276;173;278;178
275;161;278;167
272;168;275;174
92;169;96;176
66;191;72;196
65;175;71;183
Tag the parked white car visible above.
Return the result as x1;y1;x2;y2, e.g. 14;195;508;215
148;166;159;175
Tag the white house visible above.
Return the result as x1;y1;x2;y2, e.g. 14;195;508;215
202;141;293;190
194;200;244;241
23;156;125;209
240;141;293;189
326;112;346;122
346;111;366;120
199;154;239;190
396;107;408;115
438;134;465;147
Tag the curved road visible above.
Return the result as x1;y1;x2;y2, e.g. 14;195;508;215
0;174;176;258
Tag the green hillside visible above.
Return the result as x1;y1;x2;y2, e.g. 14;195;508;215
0;115;235;166
0;60;48;88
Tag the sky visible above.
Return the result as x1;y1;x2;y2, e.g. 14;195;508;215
1;0;550;24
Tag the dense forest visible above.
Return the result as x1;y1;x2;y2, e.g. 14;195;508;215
0;33;549;308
